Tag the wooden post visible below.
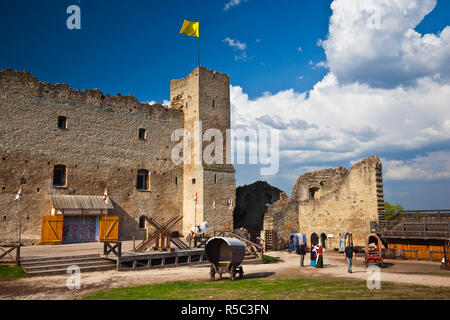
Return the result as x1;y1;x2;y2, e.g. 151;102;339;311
133;235;135;250
16;244;20;265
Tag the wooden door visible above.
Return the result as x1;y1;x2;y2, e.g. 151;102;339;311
40;215;64;245
99;215;119;241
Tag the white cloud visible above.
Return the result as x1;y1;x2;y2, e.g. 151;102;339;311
224;0;247;11
297;46;303;52
223;37;247;51
223;37;248;61
383;152;450;180
230;0;450;186
315;61;329;69
231;74;450;173
322;0;450;88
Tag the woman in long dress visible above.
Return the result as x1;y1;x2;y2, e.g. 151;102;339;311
310;245;317;267
316;244;324;268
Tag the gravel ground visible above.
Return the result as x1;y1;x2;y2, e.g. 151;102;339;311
1;249;448;300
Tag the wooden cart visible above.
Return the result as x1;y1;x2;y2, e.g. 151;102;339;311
365;233;383;267
205;237;245;281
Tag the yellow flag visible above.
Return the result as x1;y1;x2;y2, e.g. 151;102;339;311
180;20;199;37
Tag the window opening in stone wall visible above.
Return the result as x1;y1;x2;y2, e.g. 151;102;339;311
192;178;196;184
139;128;146;140
58;116;67;129
137;169;149;190
53;165;67;187
175;177;178;185
139;215;146;229
214;174;217;184
309;187;320;200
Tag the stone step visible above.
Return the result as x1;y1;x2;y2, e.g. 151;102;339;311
25;263;116;277
21;256;107;267
23;259;115;272
20;254;100;264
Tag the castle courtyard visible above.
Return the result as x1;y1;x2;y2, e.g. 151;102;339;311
0;243;448;300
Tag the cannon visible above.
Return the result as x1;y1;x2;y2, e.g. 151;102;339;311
205;237;245;281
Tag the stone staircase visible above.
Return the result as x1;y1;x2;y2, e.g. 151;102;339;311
20;254;116;277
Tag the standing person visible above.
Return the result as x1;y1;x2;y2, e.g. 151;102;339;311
296;241;307;267
316;244;324;268
345;244;356;273
310;245;317;267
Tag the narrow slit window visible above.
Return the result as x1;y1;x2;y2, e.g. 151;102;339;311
58;116;67;129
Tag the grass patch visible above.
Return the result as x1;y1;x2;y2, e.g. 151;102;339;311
262;255;280;264
83;277;450;300
0;265;28;278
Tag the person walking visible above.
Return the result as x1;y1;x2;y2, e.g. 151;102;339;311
345;244;356;273
296;241;307;267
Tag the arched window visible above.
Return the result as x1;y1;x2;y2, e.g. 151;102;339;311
311;233;319;246
137;169;149;190
309;187;320;200
53;165;67;187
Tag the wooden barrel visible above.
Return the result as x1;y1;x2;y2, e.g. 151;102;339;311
383;248;396;259
395;249;405;260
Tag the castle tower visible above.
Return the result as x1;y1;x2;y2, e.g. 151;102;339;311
170;66;236;235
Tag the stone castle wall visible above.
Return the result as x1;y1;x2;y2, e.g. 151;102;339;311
233;181;284;233
263;156;384;249
0;66;235;243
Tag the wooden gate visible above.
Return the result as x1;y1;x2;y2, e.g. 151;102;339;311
99;216;119;242
40;215;64;245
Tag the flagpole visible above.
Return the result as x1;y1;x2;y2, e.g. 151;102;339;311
198;36;200;67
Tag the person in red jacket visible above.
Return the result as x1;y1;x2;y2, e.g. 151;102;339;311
316;244;324;268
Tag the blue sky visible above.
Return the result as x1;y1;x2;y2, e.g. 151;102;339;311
1;0;450;209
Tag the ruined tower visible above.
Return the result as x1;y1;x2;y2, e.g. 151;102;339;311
170;66;236;235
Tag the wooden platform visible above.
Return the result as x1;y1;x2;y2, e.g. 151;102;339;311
103;248;207;271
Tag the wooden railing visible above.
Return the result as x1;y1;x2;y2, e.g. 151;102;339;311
103;241;122;258
0;243;21;265
382;221;450;240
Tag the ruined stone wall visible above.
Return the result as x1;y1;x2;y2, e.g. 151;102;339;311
263;156;383;249
0;69;184;242
233;181;284;233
